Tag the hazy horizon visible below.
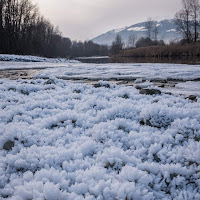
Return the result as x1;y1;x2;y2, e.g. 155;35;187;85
32;0;181;41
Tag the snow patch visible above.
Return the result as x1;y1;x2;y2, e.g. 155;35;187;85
127;26;147;31
166;29;176;32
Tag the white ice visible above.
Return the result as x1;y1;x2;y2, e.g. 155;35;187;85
0;77;200;200
35;63;200;81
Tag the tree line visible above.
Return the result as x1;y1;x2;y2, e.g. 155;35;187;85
0;0;108;58
110;18;165;54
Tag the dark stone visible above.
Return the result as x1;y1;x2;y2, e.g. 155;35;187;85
145;119;152;126
158;84;165;88
194;136;200;142
140;117;171;128
118;126;126;131
139;88;161;95
170;173;178;180
93;83;110;88
153;153;161;162
122;94;129;99
135;85;142;90
139;120;145;125
3;140;14;150
93;83;101;88
187;95;197;102
44;79;55;85
72;120;77;127
8;87;16;91
165;92;172;95
20;90;29;95
103;84;111;88
74;89;81;93
140;119;152;126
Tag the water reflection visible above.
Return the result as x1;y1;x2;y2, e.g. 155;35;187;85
77;56;200;65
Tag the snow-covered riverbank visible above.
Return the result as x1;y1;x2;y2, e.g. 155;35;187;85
0;57;200;199
1;61;200;81
0;54;79;63
0;77;200;199
1;60;200;96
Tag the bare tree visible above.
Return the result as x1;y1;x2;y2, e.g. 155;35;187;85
0;0;109;57
127;34;135;48
0;0;6;50
175;0;200;42
145;18;154;39
190;0;200;41
110;34;123;54
152;24;159;42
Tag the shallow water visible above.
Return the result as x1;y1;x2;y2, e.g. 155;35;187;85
77;56;200;65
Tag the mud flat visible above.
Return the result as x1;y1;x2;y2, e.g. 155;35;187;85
0;69;41;80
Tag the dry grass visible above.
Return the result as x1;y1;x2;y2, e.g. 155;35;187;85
112;43;200;58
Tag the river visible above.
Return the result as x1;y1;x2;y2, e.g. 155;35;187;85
76;56;200;65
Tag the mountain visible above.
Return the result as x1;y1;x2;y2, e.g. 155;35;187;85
92;19;182;46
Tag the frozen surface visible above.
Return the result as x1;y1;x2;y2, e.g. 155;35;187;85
0;59;200;82
0;54;79;63
0;78;200;199
35;63;200;81
163;81;200;96
0;61;74;71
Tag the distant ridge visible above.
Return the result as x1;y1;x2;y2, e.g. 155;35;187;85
92;19;182;46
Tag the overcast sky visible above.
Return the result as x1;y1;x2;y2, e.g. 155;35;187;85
32;0;181;41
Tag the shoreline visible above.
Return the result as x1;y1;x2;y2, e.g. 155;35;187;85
0;69;41;80
0;68;199;98
111;43;200;61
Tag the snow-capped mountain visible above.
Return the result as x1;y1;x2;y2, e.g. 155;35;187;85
92;19;182;46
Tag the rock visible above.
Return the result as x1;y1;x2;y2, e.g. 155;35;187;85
74;89;81;93
93;83;110;88
140;119;152;126
122;94;129;99
93;83;101;88
165;92;172;95
72;120;77;127
135;85;142;90
153;153;161;162
145;119;152;126
139;120;145;125
170;173;178;180
187;95;197;102
140;116;171;128
103;84;111;88
44;79;55;85
20;90;29;95
158;84;165;88
139;88;161;95
3;140;14;150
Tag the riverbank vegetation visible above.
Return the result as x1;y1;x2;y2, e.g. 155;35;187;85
111;0;200;58
112;42;200;58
